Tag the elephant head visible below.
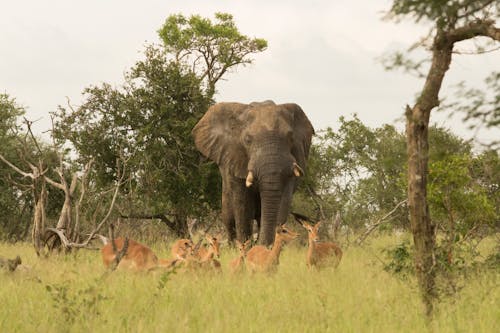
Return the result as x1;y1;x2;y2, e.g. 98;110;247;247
192;101;314;245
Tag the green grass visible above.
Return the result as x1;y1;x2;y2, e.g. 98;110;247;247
0;235;498;333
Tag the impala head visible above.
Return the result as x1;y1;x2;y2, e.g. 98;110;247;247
301;221;322;242
172;238;195;260
275;224;299;244
183;239;194;253
206;234;221;258
235;239;252;256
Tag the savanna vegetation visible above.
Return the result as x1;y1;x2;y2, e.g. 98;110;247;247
1;2;499;331
0;236;498;332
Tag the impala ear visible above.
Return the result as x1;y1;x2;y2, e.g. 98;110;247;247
315;221;322;230
192;102;250;179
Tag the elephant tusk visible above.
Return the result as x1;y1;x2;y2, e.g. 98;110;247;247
293;163;304;177
245;171;254;187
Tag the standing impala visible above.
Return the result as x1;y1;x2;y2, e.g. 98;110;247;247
293;214;343;269
246;224;298;273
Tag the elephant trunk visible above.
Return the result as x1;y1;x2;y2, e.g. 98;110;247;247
258;170;296;246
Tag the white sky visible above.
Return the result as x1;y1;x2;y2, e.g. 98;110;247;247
1;0;498;146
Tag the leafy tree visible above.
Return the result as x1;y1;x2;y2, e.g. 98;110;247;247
0;94;30;239
384;0;499;317
295;115;408;229
55;13;267;236
428;154;496;261
442;71;500;149
158;12;267;95
0;93;70;248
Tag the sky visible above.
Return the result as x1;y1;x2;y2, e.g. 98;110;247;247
1;0;498;146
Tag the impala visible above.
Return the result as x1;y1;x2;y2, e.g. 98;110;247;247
229;239;251;274
194;234;222;271
294;215;343;269
246;224;298;273
170;238;194;260
101;237;160;271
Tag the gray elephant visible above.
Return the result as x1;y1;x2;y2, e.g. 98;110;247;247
192;101;314;245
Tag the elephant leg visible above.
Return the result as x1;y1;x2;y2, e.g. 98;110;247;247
221;178;236;242
229;178;255;242
253;194;261;241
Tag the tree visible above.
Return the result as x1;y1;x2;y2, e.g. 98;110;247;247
385;0;500;317
442;71;500;149
295;115;408;230
55;13;267;237
158;12;267;95
0;93;31;239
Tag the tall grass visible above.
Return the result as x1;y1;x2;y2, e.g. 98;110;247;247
0;234;498;332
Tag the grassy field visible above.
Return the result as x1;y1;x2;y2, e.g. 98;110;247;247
0;234;498;333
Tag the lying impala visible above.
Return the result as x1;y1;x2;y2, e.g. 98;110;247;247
246;224;298;273
293;213;343;269
169;234;221;271
228;239;251;274
194;234;222;271
171;238;194;260
101;237;163;271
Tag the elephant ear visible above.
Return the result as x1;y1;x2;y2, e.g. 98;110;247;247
192;102;249;179
281;103;315;169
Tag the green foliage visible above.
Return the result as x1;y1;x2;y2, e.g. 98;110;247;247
442;71;500;150
0;95;64;240
158;12;267;93
0;94;28;239
45;278;109;328
388;0;498;27
383;240;414;278
428;153;496;238
297;115;407;229
298;117;498;241
54;47;217;229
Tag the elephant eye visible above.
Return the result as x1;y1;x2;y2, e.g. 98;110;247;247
243;134;252;145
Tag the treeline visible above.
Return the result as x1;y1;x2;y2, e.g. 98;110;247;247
295;116;499;239
2;91;498;242
0;12;498;250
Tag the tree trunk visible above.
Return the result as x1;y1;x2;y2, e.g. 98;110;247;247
32;182;47;256
406;105;437;317
406;29;453;318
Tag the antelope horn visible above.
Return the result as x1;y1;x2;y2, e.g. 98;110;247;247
293;162;304;177
245;171;254;187
290;212;313;225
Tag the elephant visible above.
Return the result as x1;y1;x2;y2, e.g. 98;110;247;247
192;100;314;246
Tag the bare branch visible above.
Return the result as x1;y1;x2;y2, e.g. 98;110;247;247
0;152;35;179
356;199;408;245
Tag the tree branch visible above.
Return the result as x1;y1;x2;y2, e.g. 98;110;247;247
356;199;408;245
0;153;35;179
446;20;500;44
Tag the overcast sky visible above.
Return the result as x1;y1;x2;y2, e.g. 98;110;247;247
1;0;498;145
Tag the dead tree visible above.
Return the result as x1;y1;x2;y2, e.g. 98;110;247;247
44;156;127;252
0;117;128;255
0;152;47;256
